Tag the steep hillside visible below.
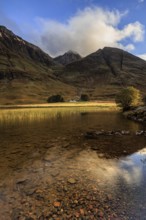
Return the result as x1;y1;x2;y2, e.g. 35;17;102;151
1;26;146;103
56;47;146;99
0;26;76;104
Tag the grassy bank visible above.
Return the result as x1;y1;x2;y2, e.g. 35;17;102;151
0;101;116;109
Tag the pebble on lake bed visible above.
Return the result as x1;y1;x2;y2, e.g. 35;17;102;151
67;178;76;184
53;201;61;207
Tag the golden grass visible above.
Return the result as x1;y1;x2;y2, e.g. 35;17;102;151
0;101;116;109
0;104;117;125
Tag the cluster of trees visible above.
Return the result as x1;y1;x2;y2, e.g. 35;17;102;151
47;94;90;103
47;87;145;110
47;95;64;103
80;94;89;101
115;86;142;111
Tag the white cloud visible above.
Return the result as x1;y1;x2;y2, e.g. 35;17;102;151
121;22;144;42
30;7;145;57
138;0;144;3
138;53;146;60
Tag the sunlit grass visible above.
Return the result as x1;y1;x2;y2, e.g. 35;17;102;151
0;103;117;125
0;101;116;108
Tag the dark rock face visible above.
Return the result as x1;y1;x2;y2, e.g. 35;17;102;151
0;26;54;67
54;50;81;65
59;47;146;91
0;26;76;104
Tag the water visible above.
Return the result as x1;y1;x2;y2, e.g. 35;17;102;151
0;107;146;219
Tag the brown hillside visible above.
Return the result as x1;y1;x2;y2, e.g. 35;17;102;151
56;47;146;99
0;26;76;104
1;26;146;103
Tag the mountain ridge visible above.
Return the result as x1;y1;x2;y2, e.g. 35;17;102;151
55;47;146;99
0;25;54;68
0;26;146;104
54;50;82;65
0;26;76;104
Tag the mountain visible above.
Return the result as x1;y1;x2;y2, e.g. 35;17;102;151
0;26;76;104
56;47;146;99
0;25;54;67
54;50;82;65
1;26;146;104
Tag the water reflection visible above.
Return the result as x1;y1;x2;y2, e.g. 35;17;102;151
0;107;146;219
75;149;144;187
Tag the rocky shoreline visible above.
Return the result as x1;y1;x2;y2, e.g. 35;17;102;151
123;106;146;123
85;129;146;138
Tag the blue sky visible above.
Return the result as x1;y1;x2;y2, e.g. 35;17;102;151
0;0;146;58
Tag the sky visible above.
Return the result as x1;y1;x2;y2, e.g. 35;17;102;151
0;0;146;59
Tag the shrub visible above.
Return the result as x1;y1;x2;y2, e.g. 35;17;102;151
80;94;89;101
115;87;141;111
47;95;64;103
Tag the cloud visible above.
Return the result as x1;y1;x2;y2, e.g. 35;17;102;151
138;0;144;3
29;7;145;57
138;53;146;60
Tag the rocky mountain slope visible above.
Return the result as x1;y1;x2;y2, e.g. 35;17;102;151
54;50;81;65
0;25;54;68
0;26;76;104
1;26;146;104
56;47;146;99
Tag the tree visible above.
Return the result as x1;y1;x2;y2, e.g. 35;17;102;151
47;95;64;103
80;94;89;101
115;87;141;111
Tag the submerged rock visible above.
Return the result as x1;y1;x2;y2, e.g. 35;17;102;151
85;130;131;139
124;106;146;123
121;130;130;135
136;130;146;136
